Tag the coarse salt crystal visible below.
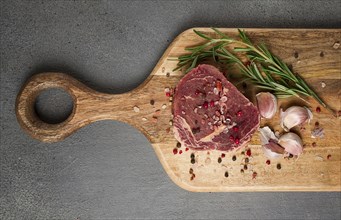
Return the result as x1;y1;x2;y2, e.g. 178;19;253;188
220;96;227;102
133;106;140;112
142;117;147;121
333;42;340;49
162;104;167;109
213;87;219;95
320;81;326;88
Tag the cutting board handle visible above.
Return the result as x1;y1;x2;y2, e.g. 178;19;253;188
16;72;129;142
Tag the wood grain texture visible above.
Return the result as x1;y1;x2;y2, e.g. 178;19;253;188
16;28;341;191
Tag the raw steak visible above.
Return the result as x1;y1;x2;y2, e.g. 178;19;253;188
173;64;260;151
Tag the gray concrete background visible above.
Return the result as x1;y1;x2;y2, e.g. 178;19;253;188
1;0;340;219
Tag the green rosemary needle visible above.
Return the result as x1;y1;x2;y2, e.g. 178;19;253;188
173;28;336;117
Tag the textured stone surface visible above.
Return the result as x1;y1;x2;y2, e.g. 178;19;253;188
1;0;340;219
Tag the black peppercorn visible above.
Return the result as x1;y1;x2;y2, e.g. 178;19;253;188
191;158;195;164
224;171;229;177
176;142;181;148
150;100;155;105
277;163;281;170
190;153;195;159
232;155;236;161
218;157;222;163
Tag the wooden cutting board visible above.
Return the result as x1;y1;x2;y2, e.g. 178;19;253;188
16;28;341;192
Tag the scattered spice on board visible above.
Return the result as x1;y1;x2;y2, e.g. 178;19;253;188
294;51;299;58
133;106;140;112
176;142;181;148
150;99;155;105
173;148;178;155
245;158;249;163
244;164;248;170
189;168;193;174
221;153;225;158
166;72;170;77
240;169;244;173
141;117;147;121
312;142;317;147
252;172;257;179
190;173;196;181
165;88;170;97
191;158;195;164
246;149;251;157
154;109;161;116
185;147;189;151
316;106;321;113
179;150;183;154
165;127;170;133
327;154;332;160
224;171;229;178
232;155;237;161
218;157;222;163
152;116;158;123
333;41;340;49
266;160;271;165
162;104;167;109
277;163;282;170
320;82;326;88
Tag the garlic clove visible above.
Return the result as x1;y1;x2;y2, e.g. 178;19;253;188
278;132;303;156
280;106;313;131
256;92;277;119
259;126;278;145
263;143;284;159
259;126;284;158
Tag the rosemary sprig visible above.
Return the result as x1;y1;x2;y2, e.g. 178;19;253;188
173;28;336;117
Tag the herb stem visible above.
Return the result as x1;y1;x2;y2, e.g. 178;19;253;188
173;28;336;117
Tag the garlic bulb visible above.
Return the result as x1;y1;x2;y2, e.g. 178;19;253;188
278;132;303;156
280;106;313;131
256;92;277;119
259;126;284;158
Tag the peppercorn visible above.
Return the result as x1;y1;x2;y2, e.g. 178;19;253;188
218;157;222;163
190;153;195;159
277;163;281;170
150;99;155;105
232;155;237;161
191;158;195;164
224;171;229;178
176;142;181;148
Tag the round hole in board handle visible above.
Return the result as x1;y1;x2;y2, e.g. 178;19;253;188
34;88;74;124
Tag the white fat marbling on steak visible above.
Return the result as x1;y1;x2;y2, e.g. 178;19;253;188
173;64;260;151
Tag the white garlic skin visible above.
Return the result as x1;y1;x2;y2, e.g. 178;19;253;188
259;126;284;158
280;106;313;131
256;92;277;119
278;132;303;156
